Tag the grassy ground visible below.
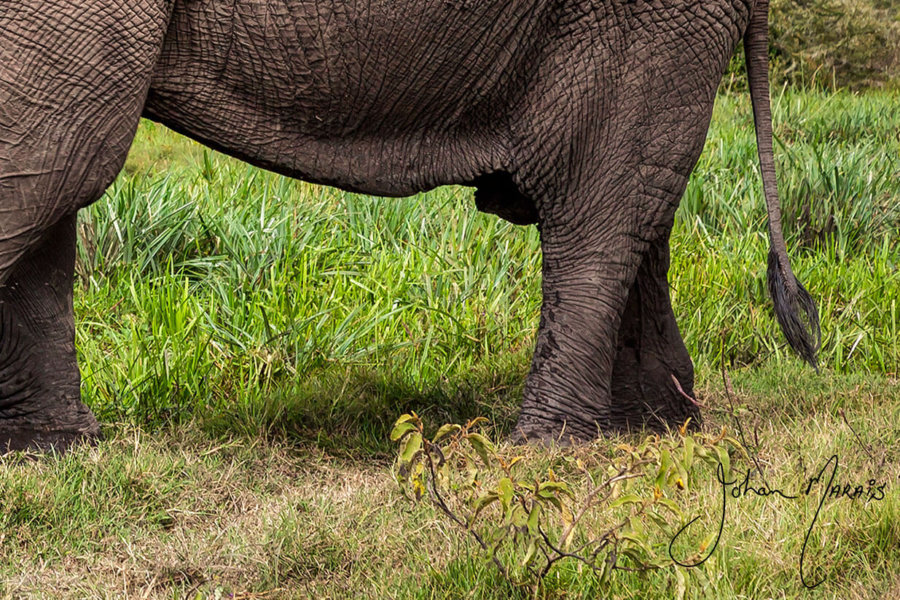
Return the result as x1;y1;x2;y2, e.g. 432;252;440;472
1;89;898;598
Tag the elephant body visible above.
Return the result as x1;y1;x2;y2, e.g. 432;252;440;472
0;0;818;450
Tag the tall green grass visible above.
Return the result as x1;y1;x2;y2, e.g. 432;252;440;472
73;89;899;440
674;90;899;374
76;133;541;438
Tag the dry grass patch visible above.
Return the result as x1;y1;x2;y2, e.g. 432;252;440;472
1;371;897;600
0;426;426;599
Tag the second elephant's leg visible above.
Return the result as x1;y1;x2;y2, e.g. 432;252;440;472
514;164;705;442
609;233;699;430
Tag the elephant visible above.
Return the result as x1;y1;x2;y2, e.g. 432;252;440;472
0;0;819;452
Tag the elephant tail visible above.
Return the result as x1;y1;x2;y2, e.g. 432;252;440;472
744;0;821;370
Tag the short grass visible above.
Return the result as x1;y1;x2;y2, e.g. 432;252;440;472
1;89;898;598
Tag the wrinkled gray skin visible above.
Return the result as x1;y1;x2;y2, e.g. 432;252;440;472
0;0;819;451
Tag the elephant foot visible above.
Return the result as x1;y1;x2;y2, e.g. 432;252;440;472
511;416;592;446
0;321;101;452
0;417;101;454
512;367;698;445
608;361;701;433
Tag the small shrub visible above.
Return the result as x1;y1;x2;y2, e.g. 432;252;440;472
391;414;744;589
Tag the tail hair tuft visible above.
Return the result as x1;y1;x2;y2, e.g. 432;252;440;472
767;249;821;371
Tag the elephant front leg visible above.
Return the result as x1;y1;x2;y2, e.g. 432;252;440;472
609;233;700;431
0;215;100;451
0;1;172;452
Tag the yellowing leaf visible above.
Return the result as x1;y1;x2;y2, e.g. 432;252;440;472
563;524;576;550
527;503;541;535
713;426;727;443
716;446;731;480
399;432;422;465
498;477;514;511
656;497;682;516
522;539;537;566
609;494;643;509
537;481;574;498
432;423;461;443
412;478;425;500
657;449;673;487
699;530;718;553
470;492;499;521
394;413;418;426
561;505;575;548
675;565;687;600
509;504;528;529
466;433;494;467
682;435;695;470
390;421;417;442
620;531;652;554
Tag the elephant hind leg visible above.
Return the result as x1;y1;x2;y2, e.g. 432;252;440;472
513;135;711;442
514;187;659;443
514;210;699;443
609;234;699;432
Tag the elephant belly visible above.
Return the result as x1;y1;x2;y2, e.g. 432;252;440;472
144;0;545;194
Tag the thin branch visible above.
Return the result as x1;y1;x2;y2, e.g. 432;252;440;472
838;408;883;471
559;468;646;549
423;445;510;580
671;374;707;409
537;525;603;574
721;358;771;488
